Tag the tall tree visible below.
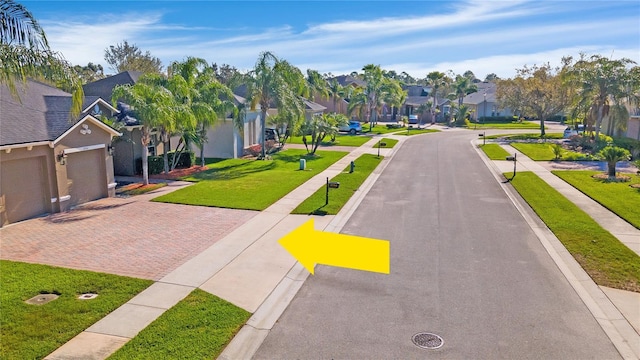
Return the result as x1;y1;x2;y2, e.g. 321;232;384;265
497;63;568;136
1;0;83;115
245;51;306;159
71;62;105;83
484;73;499;82
562;54;638;140
112;78;174;185
425;71;448;123
305;69;329;102
328;78;344;113
450;74;478;106
300;113;348;155
104;40;163;74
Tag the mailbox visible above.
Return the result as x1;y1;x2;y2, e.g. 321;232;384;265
506;156;516;161
379;142;387;147
328;182;340;189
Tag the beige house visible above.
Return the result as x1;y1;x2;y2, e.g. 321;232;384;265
0;80;121;227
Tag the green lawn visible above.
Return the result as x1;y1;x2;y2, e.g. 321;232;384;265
553;170;640;229
153;149;348;210
394;128;440;136
510;142;587;161
479;144;511;160
374;138;398;148
362;124;407;135
484;133;564;140
0;261;152;359
109;289;249;360
473;121;541;129
287;134;370;147
508;172;640;292
292;154;383;215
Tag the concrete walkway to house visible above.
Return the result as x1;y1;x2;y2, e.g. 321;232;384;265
16;126;637;359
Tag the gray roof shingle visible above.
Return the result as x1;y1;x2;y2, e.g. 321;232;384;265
83;71;142;102
1;80;78;146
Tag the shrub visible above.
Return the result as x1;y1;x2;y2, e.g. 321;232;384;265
551;144;563;160
613;137;640;159
135;151;195;175
598;146;631;178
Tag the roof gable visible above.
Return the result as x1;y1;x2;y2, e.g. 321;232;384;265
83;71;142;101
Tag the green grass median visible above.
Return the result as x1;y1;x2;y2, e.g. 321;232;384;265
287;134;370;147
153;149;347;211
508;172;640;292
109;289;249;359
510;142;586;161
374;138;398;148
292;154;383;215
553;170;640;229
0;261;152;359
479;144;511;160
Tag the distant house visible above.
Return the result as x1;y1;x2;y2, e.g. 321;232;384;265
314;75;365;116
463;82;513;121
84;71;180;175
625;105;640;140
0;80;121;226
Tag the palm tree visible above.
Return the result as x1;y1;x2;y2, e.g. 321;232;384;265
425;71;448;123
1;0;83;115
112;79;174;185
564;54;637;140
168;57;236;167
450;74;478;107
328;78;344;113
305;69;329;102
245;51;306;159
598;146;630;179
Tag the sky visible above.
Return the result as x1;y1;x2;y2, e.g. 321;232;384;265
22;0;640;80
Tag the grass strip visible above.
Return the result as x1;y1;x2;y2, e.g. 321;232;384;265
287;134;370;147
108;289;250;360
152;149;347;210
394;128;440;136
508;172;640;292
484;133;563;140
362;124;406;134
0;261;152;359
479;144;511;160
292;154;383;215
510;142;586;161
473;121;541;129
374;138;398;148
553;170;640;229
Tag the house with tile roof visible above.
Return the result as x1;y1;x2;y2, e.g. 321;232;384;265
0;80;121;226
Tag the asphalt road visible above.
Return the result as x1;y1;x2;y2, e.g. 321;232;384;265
255;130;620;359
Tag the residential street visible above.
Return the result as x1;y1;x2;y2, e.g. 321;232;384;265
255;130;621;359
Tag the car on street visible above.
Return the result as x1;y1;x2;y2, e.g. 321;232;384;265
339;120;362;134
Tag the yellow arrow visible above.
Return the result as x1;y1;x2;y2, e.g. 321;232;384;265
278;219;390;275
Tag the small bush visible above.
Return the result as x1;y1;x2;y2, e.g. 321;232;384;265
612;137;640;159
136;151;195;175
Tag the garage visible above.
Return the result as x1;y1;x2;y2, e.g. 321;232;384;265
65;149;107;207
0;156;49;224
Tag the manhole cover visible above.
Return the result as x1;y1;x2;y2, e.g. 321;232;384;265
78;293;98;300
412;332;444;349
25;294;59;305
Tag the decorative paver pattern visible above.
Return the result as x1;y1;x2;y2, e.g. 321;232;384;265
0;196;257;280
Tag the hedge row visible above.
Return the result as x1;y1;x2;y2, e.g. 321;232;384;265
136;151;196;175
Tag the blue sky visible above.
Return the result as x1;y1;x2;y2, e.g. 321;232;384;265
22;0;640;80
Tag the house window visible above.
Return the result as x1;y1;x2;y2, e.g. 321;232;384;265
147;144;156;156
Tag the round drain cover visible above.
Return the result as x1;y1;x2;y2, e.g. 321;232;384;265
412;332;444;349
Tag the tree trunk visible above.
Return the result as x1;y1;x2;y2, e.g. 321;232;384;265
540;118;546;137
200;123;206;167
141;128;150;186
260;107;267;159
608;161;617;178
595;103;604;141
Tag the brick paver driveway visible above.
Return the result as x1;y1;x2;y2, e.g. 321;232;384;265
0;183;257;280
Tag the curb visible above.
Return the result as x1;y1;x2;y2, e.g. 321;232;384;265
472;139;640;359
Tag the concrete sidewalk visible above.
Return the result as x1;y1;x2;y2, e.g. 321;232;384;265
481;142;640;358
46;135;407;359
